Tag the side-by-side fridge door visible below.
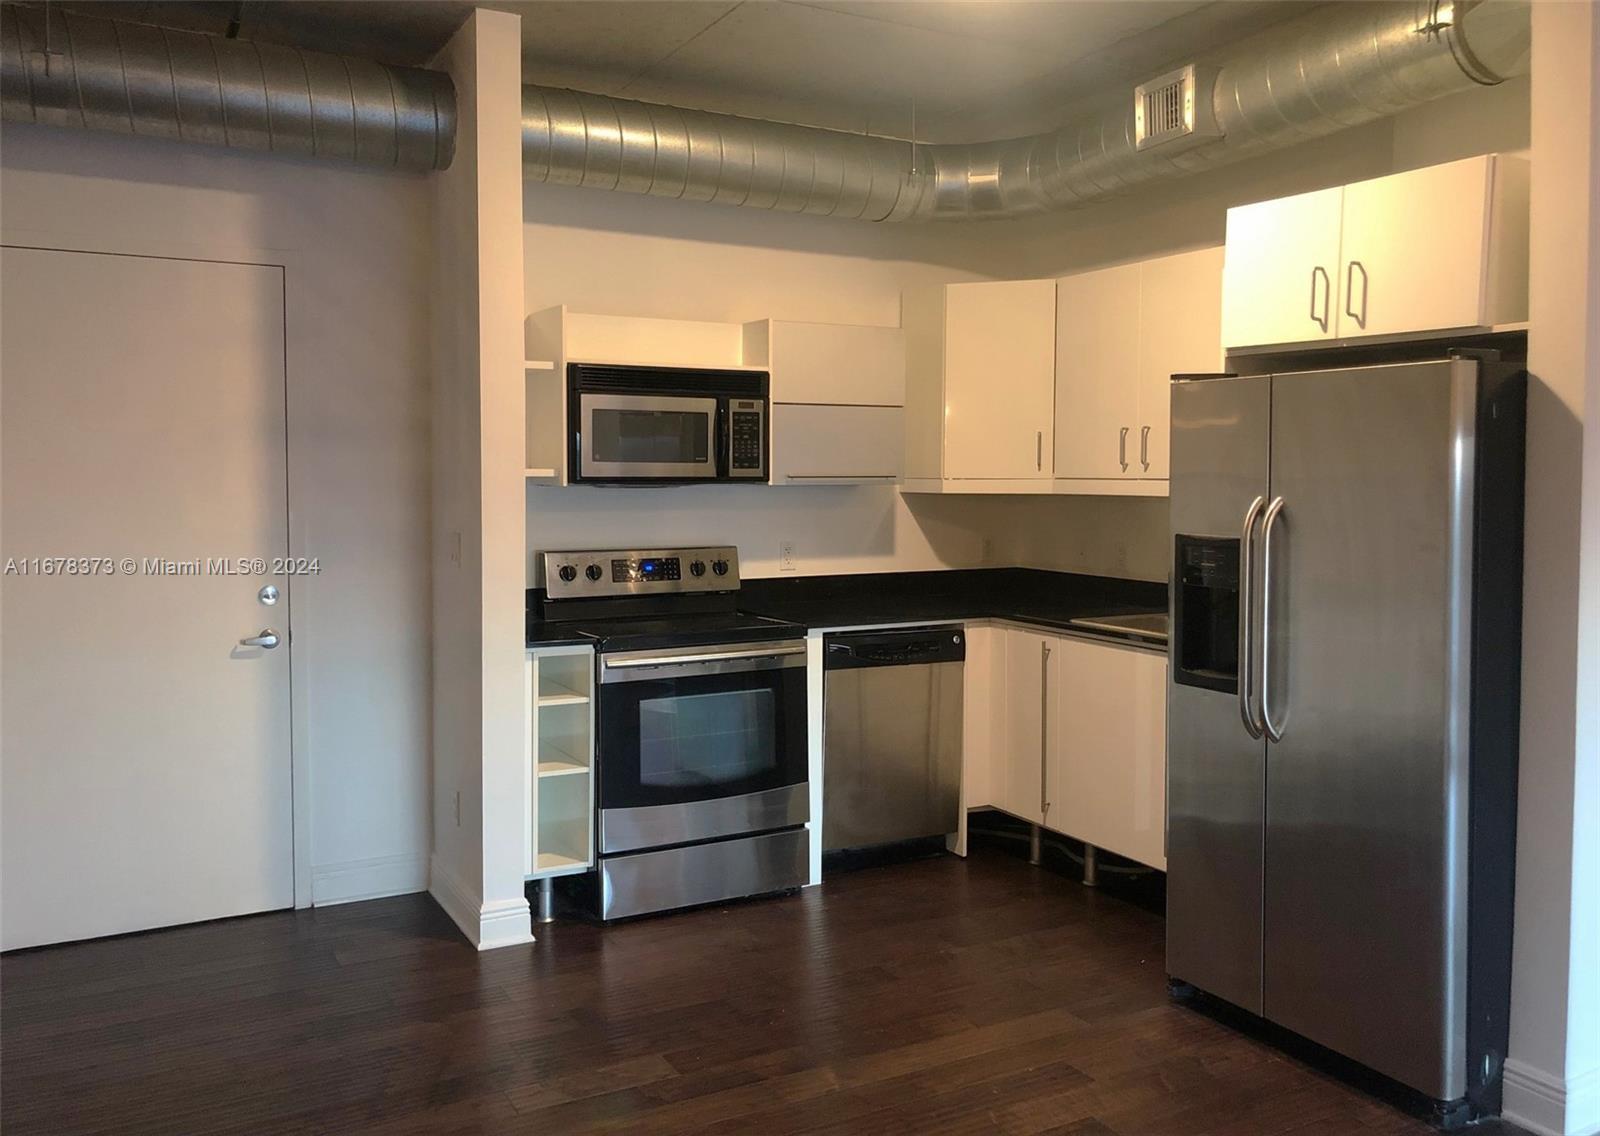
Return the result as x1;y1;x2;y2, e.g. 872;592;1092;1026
1166;374;1271;1015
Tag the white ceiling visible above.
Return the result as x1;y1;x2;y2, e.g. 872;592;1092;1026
505;0;1298;141
69;1;1305;142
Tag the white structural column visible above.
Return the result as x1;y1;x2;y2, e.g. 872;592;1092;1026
428;7;532;950
1505;3;1600;1134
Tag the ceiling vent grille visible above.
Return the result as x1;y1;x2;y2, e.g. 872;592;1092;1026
1134;64;1220;152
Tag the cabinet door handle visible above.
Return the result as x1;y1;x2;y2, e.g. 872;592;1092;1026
1118;426;1130;472
1139;425;1151;472
1309;265;1330;332
1040;641;1051;819
1344;260;1368;330
1036;430;1043;471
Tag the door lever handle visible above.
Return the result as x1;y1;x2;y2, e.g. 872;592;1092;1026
239;629;281;649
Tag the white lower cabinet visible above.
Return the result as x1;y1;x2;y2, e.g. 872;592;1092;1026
1000;629;1052;825
1047;636;1167;870
993;625;1167;871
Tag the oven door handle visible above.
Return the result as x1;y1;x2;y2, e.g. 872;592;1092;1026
602;642;808;672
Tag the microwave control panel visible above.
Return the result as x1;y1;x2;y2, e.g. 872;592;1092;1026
727;400;766;478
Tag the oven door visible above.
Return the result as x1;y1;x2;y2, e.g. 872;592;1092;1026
597;640;809;854
577;392;719;481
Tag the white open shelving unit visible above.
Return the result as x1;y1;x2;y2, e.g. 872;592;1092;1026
525;645;596;909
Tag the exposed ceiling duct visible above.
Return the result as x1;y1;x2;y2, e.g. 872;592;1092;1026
521;0;1530;222
0;2;455;172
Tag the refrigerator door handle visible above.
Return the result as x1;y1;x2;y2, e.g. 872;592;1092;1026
1238;495;1267;740
1260;495;1288;743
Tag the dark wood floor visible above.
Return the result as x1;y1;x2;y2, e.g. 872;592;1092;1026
2;847;1528;1136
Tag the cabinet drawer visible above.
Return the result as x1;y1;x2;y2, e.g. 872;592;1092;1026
769;404;903;484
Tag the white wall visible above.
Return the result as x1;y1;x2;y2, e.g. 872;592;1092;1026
0;127;433;906
521;182;1020;580
1505;6;1600;1134
429;9;533;950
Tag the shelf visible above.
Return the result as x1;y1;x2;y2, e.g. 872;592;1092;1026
524;467;559;483
537;757;588;778
530;851;590;879
537;683;589;707
525;359;556;370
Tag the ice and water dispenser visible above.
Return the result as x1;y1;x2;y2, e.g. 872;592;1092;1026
1172;535;1240;693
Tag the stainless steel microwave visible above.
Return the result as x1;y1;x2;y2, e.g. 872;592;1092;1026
568;363;769;484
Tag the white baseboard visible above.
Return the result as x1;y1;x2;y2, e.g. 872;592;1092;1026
1505;1058;1600;1136
311;853;427;906
477;896;535;950
427;854;534;951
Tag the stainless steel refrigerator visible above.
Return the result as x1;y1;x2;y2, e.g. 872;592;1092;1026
1165;354;1524;1121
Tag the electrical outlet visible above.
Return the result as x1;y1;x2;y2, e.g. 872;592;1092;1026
779;541;797;572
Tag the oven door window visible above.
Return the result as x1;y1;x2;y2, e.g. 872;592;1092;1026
579;393;718;479
599;665;805;810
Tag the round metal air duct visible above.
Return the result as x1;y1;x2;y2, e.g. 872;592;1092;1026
521;0;1530;222
0;3;455;172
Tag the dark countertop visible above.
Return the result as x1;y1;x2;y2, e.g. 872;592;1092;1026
739;568;1168;647
526;568;1168;651
524;622;596;648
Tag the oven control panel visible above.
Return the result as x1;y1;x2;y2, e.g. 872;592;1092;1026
543;546;740;598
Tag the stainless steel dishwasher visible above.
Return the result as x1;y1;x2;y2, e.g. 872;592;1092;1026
822;626;965;853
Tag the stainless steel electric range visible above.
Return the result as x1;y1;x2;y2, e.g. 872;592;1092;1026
536;547;809;920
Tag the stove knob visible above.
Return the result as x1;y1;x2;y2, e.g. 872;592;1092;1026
712;558;729;576
689;560;706;577
557;565;577;583
585;563;604;582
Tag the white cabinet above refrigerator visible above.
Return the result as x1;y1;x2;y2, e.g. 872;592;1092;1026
1222;154;1529;352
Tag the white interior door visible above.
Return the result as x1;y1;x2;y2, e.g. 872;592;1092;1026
2;246;294;950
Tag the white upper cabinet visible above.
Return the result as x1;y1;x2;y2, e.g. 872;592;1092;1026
904;279;1056;489
743;319;906;485
1337;154;1528;339
1223;154;1529;351
747;319;905;406
1138;247;1223;482
1055;263;1140;481
1054;246;1222;492
1222;186;1344;351
944;280;1057;481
